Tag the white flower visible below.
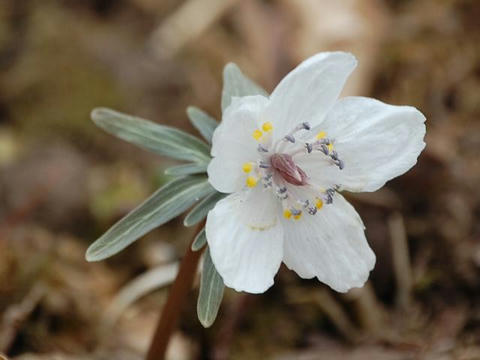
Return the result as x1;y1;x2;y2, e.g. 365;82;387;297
205;52;426;294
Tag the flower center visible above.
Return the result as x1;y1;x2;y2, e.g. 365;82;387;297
270;153;308;186
241;121;345;220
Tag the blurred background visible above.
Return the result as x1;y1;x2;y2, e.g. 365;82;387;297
1;0;480;359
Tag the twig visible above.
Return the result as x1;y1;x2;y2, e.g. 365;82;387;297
342;283;385;337
0;284;46;354
289;287;360;343
145;224;204;360
388;212;412;310
0;0;30;71
148;0;240;59
103;262;180;329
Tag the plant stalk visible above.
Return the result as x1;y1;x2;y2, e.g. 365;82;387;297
146;224;204;360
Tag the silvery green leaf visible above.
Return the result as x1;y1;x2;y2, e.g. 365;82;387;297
187;106;218;144
92;108;211;163
164;163;208;176
221;63;268;113
86;176;213;262
191;228;207;252
184;191;225;227
197;248;224;328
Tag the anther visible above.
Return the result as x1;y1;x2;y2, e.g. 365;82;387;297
257;144;269;153
252;129;263;140
298;199;310;208
259;161;270;169
242;162;253;173
308;207;317;215
305;143;313;153
320;144;329;155
246;176;258;188
262;122;273;132
276;188;288;200
337;159;345;170
291;208;302;216
301;122;311;130
284;135;295;143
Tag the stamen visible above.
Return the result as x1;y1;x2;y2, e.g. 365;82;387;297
291;208;301;216
259;161;270;169
325;189;334;204
275;186;288;199
262;122;273;132
242;162;253;173
293;211;302;220
283;209;292;219
276;192;288;200
284;135;296;143
257;144;269;153
315;198;324;209
298;199;310;208
316;131;326;139
301;122;311;130
307;207;317;215
252;129;263;140
305;143;313;153
262;173;273;188
246;176;258;188
320;144;329;155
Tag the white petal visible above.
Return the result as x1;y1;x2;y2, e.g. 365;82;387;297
282;194;375;293
306;97;426;192
263;52;357;141
205;187;283;293
208;95;269;193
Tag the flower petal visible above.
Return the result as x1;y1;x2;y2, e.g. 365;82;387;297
264;52;357;141
206;187;283;293
306;97;426;192
282;194;375;293
208;95;269;193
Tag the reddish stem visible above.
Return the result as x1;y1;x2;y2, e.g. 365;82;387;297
145;225;204;360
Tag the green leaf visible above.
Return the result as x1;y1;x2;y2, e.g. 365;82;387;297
221;63;268;113
187;106;218;144
184;191;225;227
197;248;225;328
164;163;208;176
92;108;211;163
86;176;213;261
191;228;207;252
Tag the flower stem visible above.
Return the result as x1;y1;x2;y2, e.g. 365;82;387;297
145;224;204;360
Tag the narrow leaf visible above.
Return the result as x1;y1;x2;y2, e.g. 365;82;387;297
191;228;207;252
221;63;268;113
92;108;211;163
197;248;225;327
187;106;218;144
86;176;213;261
164;163;208;176
184;191;225;227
